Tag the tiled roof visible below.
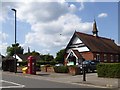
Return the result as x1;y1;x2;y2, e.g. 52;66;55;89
2;56;16;61
76;32;119;54
17;54;41;61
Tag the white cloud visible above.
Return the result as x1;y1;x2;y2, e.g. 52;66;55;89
0;32;8;41
1;2;17;23
0;32;8;55
2;1;93;56
69;4;77;12
0;43;8;55
98;13;108;18
79;2;84;11
24;13;92;51
16;2;77;24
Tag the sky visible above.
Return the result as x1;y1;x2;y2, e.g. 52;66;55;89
1;0;119;57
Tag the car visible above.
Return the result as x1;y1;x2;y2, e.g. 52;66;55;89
55;64;63;66
80;60;99;73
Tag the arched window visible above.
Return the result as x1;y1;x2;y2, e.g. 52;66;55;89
96;54;100;62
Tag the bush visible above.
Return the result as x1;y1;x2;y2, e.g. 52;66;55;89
19;61;27;66
36;60;57;66
49;60;57;65
97;63;120;78
54;66;69;73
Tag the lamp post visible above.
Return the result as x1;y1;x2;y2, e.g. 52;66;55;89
11;8;17;73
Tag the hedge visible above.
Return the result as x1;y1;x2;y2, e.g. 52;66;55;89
36;60;57;66
54;66;69;73
97;63;120;78
19;61;27;66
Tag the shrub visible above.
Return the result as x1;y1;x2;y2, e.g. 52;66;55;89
49;60;57;65
36;60;57;66
19;61;27;66
54;66;69;73
97;63;120;78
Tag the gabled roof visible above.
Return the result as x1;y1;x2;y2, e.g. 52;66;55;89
16;54;29;61
66;31;119;54
76;32;119;54
0;54;5;58
16;54;41;61
2;56;16;61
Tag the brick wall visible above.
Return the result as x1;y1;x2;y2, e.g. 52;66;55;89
93;53;118;63
80;52;94;60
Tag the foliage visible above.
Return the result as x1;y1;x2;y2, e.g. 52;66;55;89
40;54;54;61
49;60;57;65
36;60;57;66
97;63;120;78
24;50;40;56
19;61;27;67
6;43;24;56
55;49;65;63
54;66;69;73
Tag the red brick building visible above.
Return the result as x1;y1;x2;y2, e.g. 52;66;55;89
64;20;120;65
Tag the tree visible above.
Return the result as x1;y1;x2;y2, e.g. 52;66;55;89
55;49;65;63
40;54;54;62
6;43;24;56
44;54;54;61
24;50;40;56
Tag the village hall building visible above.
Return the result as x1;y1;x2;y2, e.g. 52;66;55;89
64;20;120;66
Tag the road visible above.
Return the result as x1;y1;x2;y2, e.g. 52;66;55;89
2;72;88;88
2;72;94;89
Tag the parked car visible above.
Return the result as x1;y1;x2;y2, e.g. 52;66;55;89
79;60;99;73
55;64;63;66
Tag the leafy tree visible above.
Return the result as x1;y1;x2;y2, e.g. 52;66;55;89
40;54;54;61
44;54;54;61
24;50;40;56
6;43;24;56
55;49;65;63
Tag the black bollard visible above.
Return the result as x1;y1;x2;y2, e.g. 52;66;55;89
82;63;86;81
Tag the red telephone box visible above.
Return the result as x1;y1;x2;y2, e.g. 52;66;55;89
27;56;36;75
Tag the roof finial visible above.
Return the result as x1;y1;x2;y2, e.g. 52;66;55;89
92;18;98;37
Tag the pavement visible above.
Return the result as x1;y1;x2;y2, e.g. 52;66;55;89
2;71;120;89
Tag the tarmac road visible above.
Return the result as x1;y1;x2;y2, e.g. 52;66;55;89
2;72;114;90
2;72;93;88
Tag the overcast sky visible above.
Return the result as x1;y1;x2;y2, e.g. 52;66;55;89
1;0;119;57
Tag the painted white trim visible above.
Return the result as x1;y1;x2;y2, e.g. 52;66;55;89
1;80;25;88
66;49;78;60
73;47;90;52
13;55;23;62
72;37;82;44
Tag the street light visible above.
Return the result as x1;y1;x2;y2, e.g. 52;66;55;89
11;8;17;73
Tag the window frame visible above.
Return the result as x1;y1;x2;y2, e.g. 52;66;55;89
104;54;107;62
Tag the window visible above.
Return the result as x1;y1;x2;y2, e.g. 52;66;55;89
104;54;107;62
116;55;119;62
70;52;73;57
96;54;100;62
110;55;114;62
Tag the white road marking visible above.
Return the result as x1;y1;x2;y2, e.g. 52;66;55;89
0;80;25;88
